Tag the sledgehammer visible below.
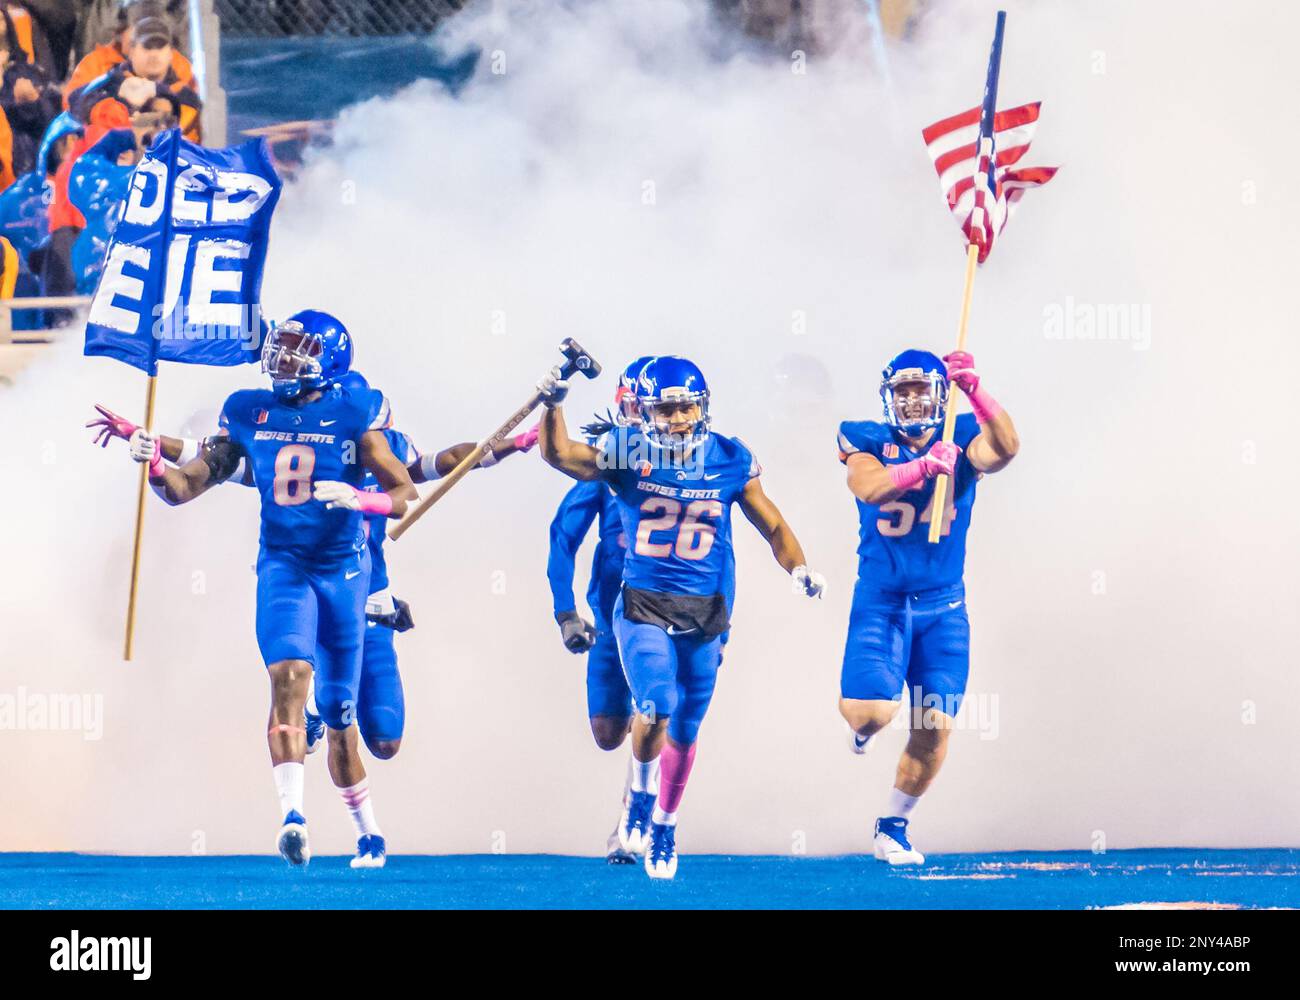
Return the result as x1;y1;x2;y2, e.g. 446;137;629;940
388;337;601;541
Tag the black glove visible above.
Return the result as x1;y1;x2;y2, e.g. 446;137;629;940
556;610;596;653
367;597;415;632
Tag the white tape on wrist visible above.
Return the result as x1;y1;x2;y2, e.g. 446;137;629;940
418;452;442;481
477;448;499;468
177;437;201;466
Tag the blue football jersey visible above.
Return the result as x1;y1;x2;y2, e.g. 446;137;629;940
836;413;981;592
600;425;758;602
219;384;390;564
360;427;417;594
547;478;628;625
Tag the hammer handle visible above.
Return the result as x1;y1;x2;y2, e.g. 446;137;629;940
387;388;545;541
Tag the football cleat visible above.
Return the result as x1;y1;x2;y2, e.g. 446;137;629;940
606;824;636;865
350;834;387;869
304;709;325;755
874;816;924;866
848;727;871;756
277;810;311;867
618;790;655;855
644;822;678;880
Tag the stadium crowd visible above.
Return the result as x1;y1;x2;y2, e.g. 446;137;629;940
0;0;202;329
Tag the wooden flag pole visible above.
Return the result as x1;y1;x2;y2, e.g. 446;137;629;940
927;241;979;544
928;10;1005;545
123;372;158;660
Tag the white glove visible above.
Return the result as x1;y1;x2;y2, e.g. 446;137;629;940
128;428;158;464
537;366;570;408
791;565;826;599
312;480;361;511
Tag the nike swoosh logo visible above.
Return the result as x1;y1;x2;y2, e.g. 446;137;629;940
948;600;963;609
345;570;362;580
320;420;337;427
703;474;721;481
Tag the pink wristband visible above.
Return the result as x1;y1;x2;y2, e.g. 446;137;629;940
147;440;165;479
887;460;927;492
355;490;393;516
966;385;1002;425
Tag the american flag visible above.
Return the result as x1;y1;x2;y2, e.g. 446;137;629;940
922;101;1057;263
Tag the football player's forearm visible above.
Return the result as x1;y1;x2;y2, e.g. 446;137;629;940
159;435;187;464
847;465;905;505
982;409;1019;461
539;407;600;480
769;523;807;574
149;463;203;505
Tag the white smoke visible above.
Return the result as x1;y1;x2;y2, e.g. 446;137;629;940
1;0;1296;857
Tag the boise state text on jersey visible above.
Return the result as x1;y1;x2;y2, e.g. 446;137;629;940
220;383;391;563
600;423;758;636
837;412;981;592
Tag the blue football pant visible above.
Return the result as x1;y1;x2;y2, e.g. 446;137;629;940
839;580;970;717
255;546;370;731
612;596;723;746
358;620;405;745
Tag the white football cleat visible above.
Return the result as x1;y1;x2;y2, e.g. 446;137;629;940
644;822;678;880
619;790;654;856
848;727;871;755
350;834;387;869
873;816;924;866
277;810;311;867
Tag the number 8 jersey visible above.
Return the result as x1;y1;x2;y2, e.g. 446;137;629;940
837;413;981;593
600;424;755;637
219;383;391;564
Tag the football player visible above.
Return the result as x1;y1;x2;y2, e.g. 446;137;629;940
92;310;416;867
89;371;536;869
836;349;1018;865
538;355;825;880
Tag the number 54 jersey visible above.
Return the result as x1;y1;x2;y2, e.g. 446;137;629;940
219;384;391;565
599;425;754;637
836;413;981;593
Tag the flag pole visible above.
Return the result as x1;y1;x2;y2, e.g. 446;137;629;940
928;10;1005;544
123;373;158;659
122;128;182;659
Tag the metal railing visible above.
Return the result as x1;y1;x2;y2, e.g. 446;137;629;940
0;297;92;344
214;0;468;36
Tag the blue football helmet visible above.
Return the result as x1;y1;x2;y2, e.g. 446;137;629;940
262;309;354;400
337;370;369;393
616;355;656;425
880;349;948;436
636;355;710;453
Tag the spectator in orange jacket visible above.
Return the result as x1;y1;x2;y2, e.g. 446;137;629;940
66;1;195;104
66;15;200;143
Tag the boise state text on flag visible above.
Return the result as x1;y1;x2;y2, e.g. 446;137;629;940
922;102;1057;263
83;129;282;373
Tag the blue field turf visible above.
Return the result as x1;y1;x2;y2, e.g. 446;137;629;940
2;850;1296;909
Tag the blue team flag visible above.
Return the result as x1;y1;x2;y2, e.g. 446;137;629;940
83;129;282;375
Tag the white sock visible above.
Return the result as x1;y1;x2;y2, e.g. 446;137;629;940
338;779;383;838
630;754;660;796
886;787;920;821
272;762;305;819
305;680;319;718
652;805;678;827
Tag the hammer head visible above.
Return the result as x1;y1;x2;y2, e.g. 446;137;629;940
558;338;602;380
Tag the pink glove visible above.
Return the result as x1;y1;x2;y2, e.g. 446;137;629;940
87;404;139;447
943;351;1002;424
354;490;394;516
513;423;540;452
887;440;960;491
